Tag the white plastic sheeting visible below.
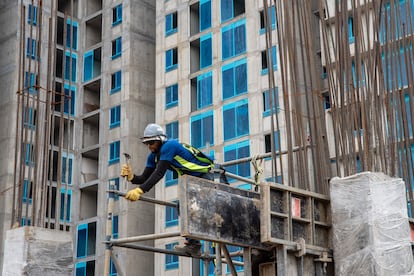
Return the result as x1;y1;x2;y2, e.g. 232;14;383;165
330;172;414;276
2;226;73;276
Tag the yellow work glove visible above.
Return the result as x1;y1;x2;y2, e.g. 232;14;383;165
125;187;144;201
120;164;134;181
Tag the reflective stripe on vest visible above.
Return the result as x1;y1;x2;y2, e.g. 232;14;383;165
171;155;213;176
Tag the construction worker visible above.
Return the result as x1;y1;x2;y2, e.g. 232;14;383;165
120;123;220;255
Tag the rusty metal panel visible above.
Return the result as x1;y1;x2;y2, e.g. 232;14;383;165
260;181;332;253
179;175;262;248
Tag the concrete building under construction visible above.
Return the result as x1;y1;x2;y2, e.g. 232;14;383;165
0;0;413;275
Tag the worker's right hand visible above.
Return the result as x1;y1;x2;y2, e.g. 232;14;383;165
120;164;134;181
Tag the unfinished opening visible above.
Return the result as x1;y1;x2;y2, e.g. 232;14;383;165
82;113;99;148
83;79;101;114
58;0;78;17
189;2;200;37
85;14;102;49
190;38;200;74
81;149;99;184
80;184;98;220
49;115;74;149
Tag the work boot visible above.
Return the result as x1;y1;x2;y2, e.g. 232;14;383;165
174;241;202;256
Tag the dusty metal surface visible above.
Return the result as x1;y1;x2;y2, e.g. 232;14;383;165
179;175;262;248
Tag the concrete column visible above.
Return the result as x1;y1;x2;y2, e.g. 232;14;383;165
2;226;73;276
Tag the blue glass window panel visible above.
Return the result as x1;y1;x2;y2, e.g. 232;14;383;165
225;245;244;272
263;88;279;116
23;180;32;204
200;34;212;69
75;262;86;276
221;0;233;22
165;84;178;108
223;99;249;140
260;6;276;33
348;17;354;43
165;243;179;270
405;93;413;138
66;19;78;50
191;111;214;148
60;189;72;222
261;46;277;75
23;107;36;129
234;23;246;56
65;52;77;82
109;141;120;165
112;37;122;59
382;46;410;90
25;143;34;166
76;224;88;258
113;4;122;26
26;38;37;59
379;1;414;44
166;48;178;72
165;204;179;227
222;59;247;100
111;71;122;93
165;12;178;36
166;121;179;139
200;0;212;31
83;51;93;82
112;215;119;239
165;170;179;186
224;140;250;180
197;72;213;109
64;85;76;115
265;131;280;153
110;105;121;128
62;156;73;184
222;19;246;59
109;257;118;276
24;72;37;94
28;4;37;25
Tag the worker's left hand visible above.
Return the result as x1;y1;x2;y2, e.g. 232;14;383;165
125;187;144;201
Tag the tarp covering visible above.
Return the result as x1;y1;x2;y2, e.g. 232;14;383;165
330;172;414;276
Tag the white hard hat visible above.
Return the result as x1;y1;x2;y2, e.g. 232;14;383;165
141;123;166;143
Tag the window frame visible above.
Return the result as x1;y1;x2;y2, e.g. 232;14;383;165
224;140;250;181
165;242;179;270
165;12;178;36
200;0;212;31
222;58;247;100
109;141;121;165
223;98;249;141
112;4;123;26
166;48;178;72
110;105;121;129
28;4;37;26
111;70;122;94
165;201;179;227
190;110;214;148
261;45;277;75
165;83;178;108
112;37;122;59
221;19;246;60
197;71;213;110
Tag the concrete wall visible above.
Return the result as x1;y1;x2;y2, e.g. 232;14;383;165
2;227;73;276
0;0;19;273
